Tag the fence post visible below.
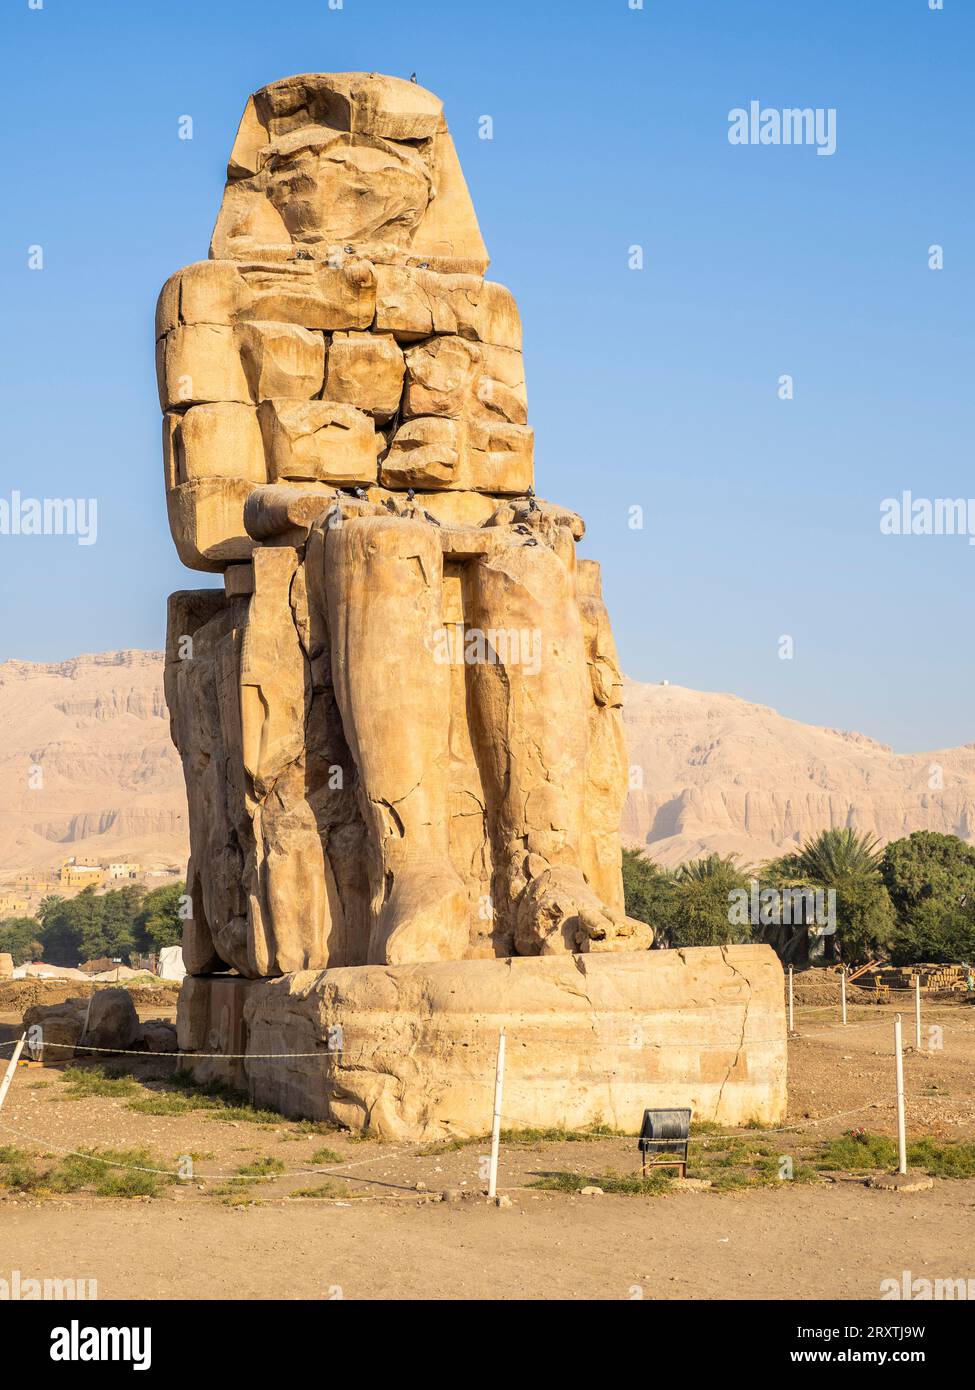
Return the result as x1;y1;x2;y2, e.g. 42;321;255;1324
487;1028;506;1199
894;1014;907;1175
914;975;922;1050
0;1034;26;1114
787;965;795;1033
841;966;847;1026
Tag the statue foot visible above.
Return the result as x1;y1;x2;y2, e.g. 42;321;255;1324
514;866;653;956
370;859;471;966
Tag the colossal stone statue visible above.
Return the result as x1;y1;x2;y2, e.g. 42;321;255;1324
160;72;650;977
163;74;786;1139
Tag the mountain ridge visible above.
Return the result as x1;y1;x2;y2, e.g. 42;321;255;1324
1;651;972;877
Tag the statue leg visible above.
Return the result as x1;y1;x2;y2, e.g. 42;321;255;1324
322;514;469;965
469;532;652;955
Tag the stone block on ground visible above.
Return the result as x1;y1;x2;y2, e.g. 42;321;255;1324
81;988;141;1052
140;1019;179;1054
22;999;87;1065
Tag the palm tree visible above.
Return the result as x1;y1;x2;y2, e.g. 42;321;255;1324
795;828;882;886
38;894;66;920
676;853;750;885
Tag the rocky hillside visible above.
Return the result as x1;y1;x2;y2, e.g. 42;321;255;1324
622;680;975;867
0;651;185;873
1;652;973;877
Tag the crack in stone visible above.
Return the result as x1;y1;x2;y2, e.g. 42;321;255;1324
715;944;751;1121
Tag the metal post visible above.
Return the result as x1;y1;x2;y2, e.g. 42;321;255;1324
787;965;795;1033
0;1034;26;1114
894;1015;907;1175
487;1028;506;1199
914;975;922;1051
841;967;847;1026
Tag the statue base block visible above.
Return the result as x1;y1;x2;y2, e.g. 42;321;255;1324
176;946;787;1141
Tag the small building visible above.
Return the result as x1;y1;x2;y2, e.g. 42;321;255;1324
59;859;105;889
107;862;141;880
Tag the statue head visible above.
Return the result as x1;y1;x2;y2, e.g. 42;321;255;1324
262;130;433;247
211;73;488;274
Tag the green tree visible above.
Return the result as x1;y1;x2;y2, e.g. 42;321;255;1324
759;852;805;887
831;877;897;964
38;890;92;966
775;828;892;963
879;832;975;964
621;849;677;937
37;886;146;966
134;883;186;952
889;899;975;966
89;885;144;960
796;828;883;884
670;854;752;948
0;916;43;966
881;831;975;919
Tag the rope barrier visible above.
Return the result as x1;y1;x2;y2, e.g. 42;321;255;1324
0;1092;943;1188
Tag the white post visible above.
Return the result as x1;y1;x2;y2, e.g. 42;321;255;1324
787;965;795;1033
841;967;847;1026
487;1028;506;1200
914;975;922;1050
0;1034;26;1114
894;1015;907;1175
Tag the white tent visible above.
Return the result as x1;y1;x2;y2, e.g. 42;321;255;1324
158;945;186;981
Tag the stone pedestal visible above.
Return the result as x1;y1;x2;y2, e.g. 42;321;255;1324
176;945;787;1141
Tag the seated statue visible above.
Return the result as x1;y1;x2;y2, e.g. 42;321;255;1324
159;72;651;977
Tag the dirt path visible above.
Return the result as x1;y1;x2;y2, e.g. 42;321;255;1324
2;1181;972;1301
2;991;974;1301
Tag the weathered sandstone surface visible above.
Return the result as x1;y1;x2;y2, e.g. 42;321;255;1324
161;73;645;976
177;948;787;1140
30;71;793;1140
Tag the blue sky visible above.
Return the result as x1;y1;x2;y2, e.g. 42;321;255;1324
0;0;971;753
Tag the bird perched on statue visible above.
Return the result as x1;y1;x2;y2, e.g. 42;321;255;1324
422;509;441;526
527;498;539;513
353;487;368;501
513;524;532;536
406;488;416;503
523;538;539;547
410;73;418;83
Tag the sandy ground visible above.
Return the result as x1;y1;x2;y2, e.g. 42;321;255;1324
5;1183;974;1302
1;984;974;1301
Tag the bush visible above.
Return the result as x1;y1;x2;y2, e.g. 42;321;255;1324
889;900;975;966
0;916;43;966
832;877;897;964
882;833;975;964
671;855;752;947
